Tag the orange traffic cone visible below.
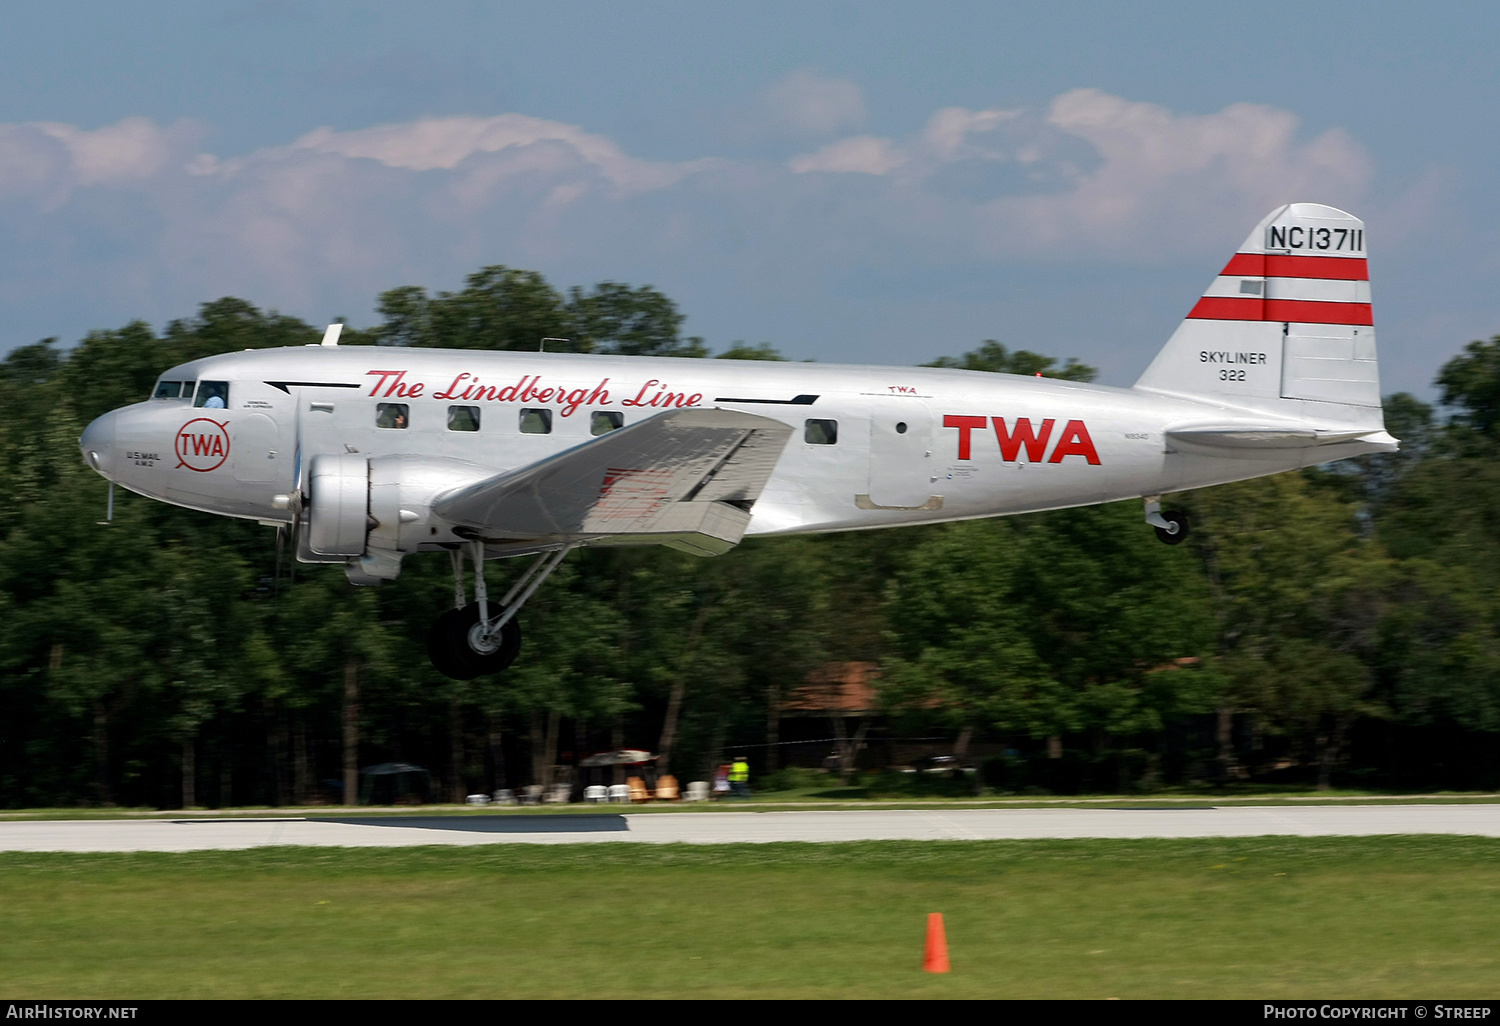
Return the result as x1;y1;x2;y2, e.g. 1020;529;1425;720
923;912;950;973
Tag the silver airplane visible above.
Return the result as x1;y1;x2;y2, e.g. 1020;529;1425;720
79;203;1395;679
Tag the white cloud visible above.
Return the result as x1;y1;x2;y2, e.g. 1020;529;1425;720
786;104;1021;178
0;117;195;208
764;71;867;138
1001;89;1373;254
0;124;71;203
921;106;1019;161
35;116;182;185
289;114;716;192
729;71;868;144
785;89;1373;260
789;136;903;175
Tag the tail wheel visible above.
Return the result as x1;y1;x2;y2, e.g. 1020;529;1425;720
427;603;523;680
1154;510;1189;545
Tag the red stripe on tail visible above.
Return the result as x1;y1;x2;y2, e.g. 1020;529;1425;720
1219;253;1369;281
1265;299;1373;324
1188;297;1373;325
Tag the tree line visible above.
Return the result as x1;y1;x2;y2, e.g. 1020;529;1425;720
0;266;1496;807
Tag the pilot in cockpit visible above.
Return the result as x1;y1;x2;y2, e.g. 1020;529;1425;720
196;381;229;409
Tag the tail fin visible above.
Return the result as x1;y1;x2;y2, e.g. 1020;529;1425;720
1135;203;1383;425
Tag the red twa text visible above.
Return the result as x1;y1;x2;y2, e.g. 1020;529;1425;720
943;416;1100;465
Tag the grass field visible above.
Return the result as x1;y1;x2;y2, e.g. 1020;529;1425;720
2;837;1497;999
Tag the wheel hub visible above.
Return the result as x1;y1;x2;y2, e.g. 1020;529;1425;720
466;621;504;655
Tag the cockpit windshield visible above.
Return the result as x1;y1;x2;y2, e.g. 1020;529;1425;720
152;380;197;401
194;381;229;409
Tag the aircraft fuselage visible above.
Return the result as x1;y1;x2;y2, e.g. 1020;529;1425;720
80;344;1382;547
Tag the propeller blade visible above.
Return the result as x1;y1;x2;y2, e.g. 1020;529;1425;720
289;399;306;582
288;509;300;584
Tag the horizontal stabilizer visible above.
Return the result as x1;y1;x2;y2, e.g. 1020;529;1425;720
431;407;794;553
1166;423;1399;458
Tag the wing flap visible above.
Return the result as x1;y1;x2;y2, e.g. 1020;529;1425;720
431;407;794;551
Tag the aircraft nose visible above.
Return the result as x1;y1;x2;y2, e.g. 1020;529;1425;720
79;409;118;478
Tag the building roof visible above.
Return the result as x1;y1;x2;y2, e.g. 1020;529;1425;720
782;661;881;715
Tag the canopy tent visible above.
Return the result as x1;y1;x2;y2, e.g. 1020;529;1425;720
578;749;656;768
577;750;659;795
358;762;432;805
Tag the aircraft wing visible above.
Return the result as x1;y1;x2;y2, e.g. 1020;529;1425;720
431;407;795;556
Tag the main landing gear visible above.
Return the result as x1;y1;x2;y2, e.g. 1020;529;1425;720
427;542;576;680
1144;496;1189;545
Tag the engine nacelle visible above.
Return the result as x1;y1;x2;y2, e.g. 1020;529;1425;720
306;454;371;556
367;456;499;551
300;454;498;584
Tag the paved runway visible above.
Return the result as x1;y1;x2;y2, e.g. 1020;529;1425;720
3;804;1500;852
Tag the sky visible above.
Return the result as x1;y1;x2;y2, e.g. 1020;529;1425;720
2;1;1497;397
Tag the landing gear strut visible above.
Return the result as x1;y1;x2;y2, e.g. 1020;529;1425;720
1144;496;1189;546
427;542;576;680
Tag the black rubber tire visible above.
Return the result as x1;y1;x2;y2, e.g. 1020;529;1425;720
427;603;523;680
1153;510;1190;545
426;608;473;680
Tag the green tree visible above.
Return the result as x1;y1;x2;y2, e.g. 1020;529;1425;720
376;267;573;352
882;520;1058;749
1009;503;1217;776
883;503;1219;790
485;558;628;788
926;340;1096;381
276;568;398;805
566;282;705;357
716;343;786;361
1436;336;1500;441
1367;347;1500;740
1183;473;1389;784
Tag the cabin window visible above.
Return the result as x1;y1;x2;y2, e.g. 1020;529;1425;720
805;419;838;445
376;403;410;429
181;381;196;401
153;381;182;399
194;381;230;409
447;406;481;432
591;411;623;436
519;408;552;434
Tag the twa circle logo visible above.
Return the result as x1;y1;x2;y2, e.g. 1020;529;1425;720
175;418;231;472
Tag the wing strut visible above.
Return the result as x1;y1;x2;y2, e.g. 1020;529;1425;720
470;543;577;643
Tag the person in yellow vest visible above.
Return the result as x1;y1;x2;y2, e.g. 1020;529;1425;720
730;756;750;798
